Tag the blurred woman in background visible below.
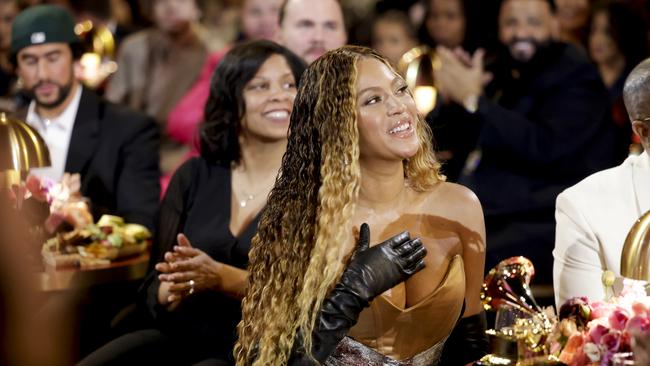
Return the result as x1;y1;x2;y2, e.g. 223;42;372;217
371;10;418;67
589;0;648;152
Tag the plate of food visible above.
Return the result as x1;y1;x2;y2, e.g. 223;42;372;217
42;214;151;268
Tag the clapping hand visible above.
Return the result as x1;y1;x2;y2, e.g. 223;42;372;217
434;46;490;108
156;233;222;303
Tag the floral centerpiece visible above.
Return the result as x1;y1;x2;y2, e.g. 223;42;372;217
547;277;648;366
477;258;648;366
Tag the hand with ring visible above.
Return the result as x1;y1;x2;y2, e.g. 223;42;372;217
156;233;223;303
188;279;195;295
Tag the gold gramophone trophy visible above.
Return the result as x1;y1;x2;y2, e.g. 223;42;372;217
477;257;559;366
397;46;440;115
74;20;117;89
0;112;51;202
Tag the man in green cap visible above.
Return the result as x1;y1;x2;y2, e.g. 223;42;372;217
11;4;160;230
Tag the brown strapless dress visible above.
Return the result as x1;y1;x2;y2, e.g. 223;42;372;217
325;255;465;366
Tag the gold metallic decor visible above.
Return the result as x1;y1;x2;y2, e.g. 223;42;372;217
620;209;650;280
397;46;440;115
0;112;51;188
477;257;557;366
75;20;118;88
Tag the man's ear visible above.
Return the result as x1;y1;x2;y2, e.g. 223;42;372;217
632;120;650;140
73;59;83;80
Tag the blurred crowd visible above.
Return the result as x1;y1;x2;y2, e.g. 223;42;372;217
2;0;650;364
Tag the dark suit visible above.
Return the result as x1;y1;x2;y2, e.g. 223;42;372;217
17;87;160;230
432;43;622;285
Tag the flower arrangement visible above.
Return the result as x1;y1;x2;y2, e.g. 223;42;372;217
546;278;649;365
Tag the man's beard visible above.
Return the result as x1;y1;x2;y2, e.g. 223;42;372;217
29;79;74;109
505;37;552;64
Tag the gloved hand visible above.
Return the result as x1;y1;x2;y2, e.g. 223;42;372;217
339;222;427;303
289;223;427;364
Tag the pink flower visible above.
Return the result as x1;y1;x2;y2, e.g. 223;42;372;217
591;301;614;319
589;324;609;344
600;331;621;352
608;308;630;330
632;301;648;316
626;315;650;333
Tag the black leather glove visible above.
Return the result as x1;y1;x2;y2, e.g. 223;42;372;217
289;223;427;365
440;312;489;366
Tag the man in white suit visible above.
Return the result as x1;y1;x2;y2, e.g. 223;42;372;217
553;59;650;307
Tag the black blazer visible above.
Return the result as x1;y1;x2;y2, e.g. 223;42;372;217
17;87;161;230
460;43;621;216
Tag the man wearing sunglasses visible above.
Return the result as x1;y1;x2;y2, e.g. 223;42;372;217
553;58;650;308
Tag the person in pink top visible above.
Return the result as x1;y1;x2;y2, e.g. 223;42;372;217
162;0;284;193
166;0;282;151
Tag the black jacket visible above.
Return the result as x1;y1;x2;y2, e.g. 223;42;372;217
17;87;160;230
441;43;622;216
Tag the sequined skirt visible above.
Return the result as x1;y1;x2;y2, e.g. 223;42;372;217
324;336;446;366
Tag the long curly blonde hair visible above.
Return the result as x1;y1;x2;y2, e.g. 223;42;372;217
234;46;443;365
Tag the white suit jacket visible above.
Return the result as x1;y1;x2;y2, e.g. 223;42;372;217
553;153;650;308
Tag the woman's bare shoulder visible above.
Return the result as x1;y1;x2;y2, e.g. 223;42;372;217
421;181;482;213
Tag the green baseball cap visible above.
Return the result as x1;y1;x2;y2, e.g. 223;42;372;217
11;5;80;56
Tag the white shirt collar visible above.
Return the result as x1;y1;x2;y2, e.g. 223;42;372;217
25;86;83;182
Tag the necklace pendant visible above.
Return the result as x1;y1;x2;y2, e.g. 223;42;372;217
240;200;247;208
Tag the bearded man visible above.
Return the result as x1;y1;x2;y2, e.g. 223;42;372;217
11;5;160;230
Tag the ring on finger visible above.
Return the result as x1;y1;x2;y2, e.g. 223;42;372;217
188;279;195;295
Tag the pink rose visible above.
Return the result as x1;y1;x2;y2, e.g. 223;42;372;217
609;308;630;331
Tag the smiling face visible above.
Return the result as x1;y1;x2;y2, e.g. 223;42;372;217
241;54;298;141
355;57;420;162
499;0;556;62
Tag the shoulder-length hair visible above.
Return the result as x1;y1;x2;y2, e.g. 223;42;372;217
200;40;307;165
235;45;443;366
590;0;649;73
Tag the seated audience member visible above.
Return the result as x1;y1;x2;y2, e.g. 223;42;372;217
553;59;650;307
105;0;205;174
235;46;488;366
163;0;347;193
419;0;484;182
556;0;591;48
371;10;417;67
432;0;620;285
588;0;648;150
78;40;306;366
166;0;283;154
10;5;160;229
419;0;479;51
